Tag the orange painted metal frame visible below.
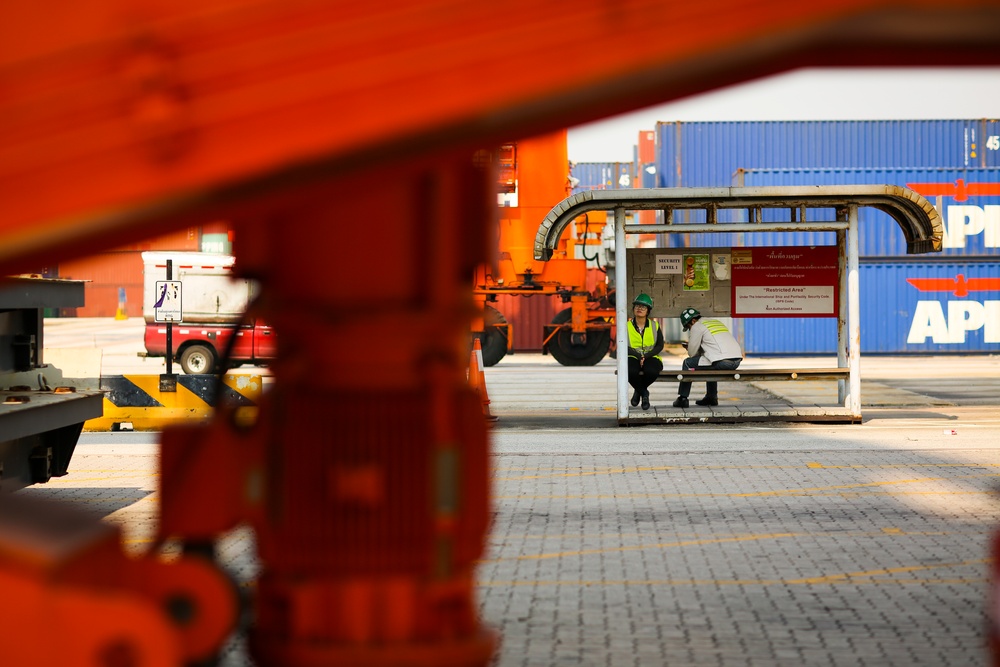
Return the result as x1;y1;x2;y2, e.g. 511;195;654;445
2;1;1000;666
4;1;999;271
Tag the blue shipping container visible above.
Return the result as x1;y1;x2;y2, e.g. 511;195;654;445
739;259;1000;354
729;166;1000;257
656;119;1000;189
571;162;636;195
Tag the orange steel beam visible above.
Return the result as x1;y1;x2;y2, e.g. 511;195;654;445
2;2;1000;665
2;1;1000;271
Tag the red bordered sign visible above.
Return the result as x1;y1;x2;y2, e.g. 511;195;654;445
731;246;839;318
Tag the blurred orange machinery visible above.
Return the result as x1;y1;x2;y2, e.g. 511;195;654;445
1;1;999;666
473;130;615;367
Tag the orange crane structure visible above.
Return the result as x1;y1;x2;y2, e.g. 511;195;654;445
1;2;999;666
474;130;615;366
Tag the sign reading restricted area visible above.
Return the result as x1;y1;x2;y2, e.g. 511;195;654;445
731;246;838;317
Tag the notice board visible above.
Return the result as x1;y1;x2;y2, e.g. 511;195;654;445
629;247;733;317
731;246;838;318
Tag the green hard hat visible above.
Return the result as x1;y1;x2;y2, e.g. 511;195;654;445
680;307;701;330
632;293;654;311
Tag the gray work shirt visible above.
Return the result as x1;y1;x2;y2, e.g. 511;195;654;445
687;318;743;362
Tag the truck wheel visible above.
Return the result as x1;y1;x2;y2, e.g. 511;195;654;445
480;305;508;367
180;344;216;375
548;308;611;367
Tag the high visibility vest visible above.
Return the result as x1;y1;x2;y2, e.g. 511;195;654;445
627;319;661;360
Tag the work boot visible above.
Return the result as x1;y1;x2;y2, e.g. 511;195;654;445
641;389;650;411
631;388;641;407
695;396;719;406
672;396;689;408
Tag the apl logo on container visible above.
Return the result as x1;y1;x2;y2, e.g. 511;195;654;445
907;179;1000;249
905;180;1000;346
906;275;1000;344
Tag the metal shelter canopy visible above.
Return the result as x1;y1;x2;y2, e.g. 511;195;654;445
533;185;943;424
534;185;944;261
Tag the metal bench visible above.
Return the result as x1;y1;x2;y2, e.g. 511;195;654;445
656;368;851;382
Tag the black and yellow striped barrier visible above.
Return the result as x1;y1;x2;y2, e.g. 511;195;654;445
84;374;263;432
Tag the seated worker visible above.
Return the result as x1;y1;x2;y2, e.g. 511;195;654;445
627;293;664;410
673;308;743;408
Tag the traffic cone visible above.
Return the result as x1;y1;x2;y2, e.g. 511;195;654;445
470;338;498;422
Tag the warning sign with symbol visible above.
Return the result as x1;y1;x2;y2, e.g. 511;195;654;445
153;281;183;322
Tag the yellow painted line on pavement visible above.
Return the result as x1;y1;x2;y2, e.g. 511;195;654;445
731;477;942;497
800;462;1000;470
478;532;801;564
489;529;989;541
495;462;1000;474
49;495;158;504
498;465;675;480
496;472;1000;500
785;558;989;585
476;576;986;587
42;474;159;483
495;490;994;500
718;474;1000;498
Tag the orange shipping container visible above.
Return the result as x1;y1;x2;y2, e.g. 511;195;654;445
57;251;144;318
101;228;202;253
491;293;562;352
54;228;203;317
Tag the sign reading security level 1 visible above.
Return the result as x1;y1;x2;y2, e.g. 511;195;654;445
154;281;182;322
656;255;683;274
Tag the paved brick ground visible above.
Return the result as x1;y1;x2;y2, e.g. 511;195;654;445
480;450;1000;666
20;321;1000;665
19;444;1000;666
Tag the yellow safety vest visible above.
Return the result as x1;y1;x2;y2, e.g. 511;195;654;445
627;319;661;360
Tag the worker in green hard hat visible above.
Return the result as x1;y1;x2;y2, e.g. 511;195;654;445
626;293;664;410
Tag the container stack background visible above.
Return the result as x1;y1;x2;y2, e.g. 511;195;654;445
576;119;999;355
53;119;999;357
51;222;233;319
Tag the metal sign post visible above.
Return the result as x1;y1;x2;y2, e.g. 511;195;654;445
156;259;181;392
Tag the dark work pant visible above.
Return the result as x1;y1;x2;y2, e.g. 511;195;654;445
677;356;742;398
628;356;663;395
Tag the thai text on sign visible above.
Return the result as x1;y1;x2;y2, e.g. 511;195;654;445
731;246;838;317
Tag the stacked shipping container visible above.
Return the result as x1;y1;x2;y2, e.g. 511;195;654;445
54;222;235;318
737;166;999;353
649;120;1000;354
56;121;1000;358
656;119;999;188
56;227;201;318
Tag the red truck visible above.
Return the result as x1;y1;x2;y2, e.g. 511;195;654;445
143;320;276;374
140;252;277;374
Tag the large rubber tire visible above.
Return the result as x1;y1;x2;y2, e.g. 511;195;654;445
548;308;611;367
179;344;217;375
480;305;509;367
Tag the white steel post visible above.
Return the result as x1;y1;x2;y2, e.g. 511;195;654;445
837;229;847;405
847;205;861;416
615;206;629;421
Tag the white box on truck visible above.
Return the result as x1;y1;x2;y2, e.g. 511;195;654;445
141;252;257;324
